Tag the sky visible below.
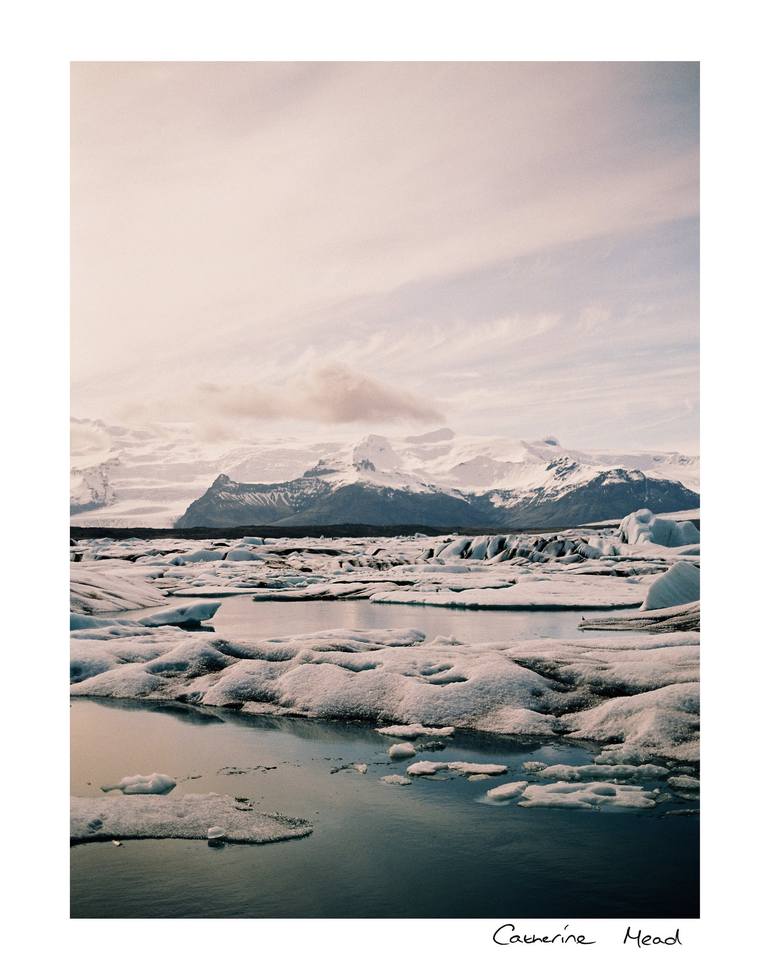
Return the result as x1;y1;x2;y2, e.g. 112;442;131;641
71;62;699;453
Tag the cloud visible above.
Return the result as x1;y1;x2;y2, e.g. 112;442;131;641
125;363;443;427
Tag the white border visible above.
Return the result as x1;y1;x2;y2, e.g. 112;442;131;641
4;0;767;974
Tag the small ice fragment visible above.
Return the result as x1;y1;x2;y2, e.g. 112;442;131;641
111;840;122;847
447;762;507;776
376;724;455;738
101;773;177;795
207;825;227;841
468;773;491;782
667;775;700;792
522;760;547;772
406;760;448;776
380;774;412;786
351;763;368;774
388;742;416;760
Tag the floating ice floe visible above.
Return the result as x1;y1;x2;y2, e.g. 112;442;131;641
668;774;700;792
380;774;412;786
642;561;700;611
101;773;177;795
376;724;455;738
486;780;529;801
70;793;312;844
518;781;658;810
136;601;221;627
532;763;669;782
522;760;547;772
388;742;416;760
406;761;508;777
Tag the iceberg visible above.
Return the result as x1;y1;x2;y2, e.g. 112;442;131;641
642;561;700;611
619;508;699;547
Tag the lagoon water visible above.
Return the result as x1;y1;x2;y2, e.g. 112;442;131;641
124;595;592;643
71;598;699;918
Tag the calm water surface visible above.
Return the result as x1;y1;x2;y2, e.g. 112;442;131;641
133;595;593;643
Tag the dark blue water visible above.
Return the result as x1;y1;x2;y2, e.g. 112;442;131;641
70;698;698;918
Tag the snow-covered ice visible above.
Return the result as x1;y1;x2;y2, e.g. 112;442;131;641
380;774;412;786
70;623;699;764
70;567;166;615
388;742;416;760
406;761;508;777
101;773;177;795
486;781;528;801
620;509;699;548
376;724;455;737
70;793;312;844
518;781;659;810
642;562;700;611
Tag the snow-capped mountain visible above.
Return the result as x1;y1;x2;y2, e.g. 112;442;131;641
71;418;699;529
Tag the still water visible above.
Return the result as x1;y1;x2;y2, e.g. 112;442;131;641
133;594;593;643
71;599;698;918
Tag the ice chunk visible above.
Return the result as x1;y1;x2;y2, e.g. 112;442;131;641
70;567;166;615
668;774;700;792
170;549;226;565
522;760;547;773
137;601;221;627
534;763;668;782
518;781;658;809
565;682;699;764
579;602;699;633
380;774;412;786
376;724;455;738
642;562;700;611
406;760;446;776
225;548;263;562
620;509;700;547
71;793;312;844
388;742;416;760
448;762;508;776
406;760;508;777
101;773;177;795
486;780;528;801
